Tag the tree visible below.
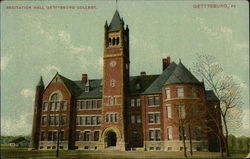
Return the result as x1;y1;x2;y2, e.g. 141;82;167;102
193;54;243;157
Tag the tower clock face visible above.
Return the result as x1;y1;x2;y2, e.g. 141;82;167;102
110;61;117;67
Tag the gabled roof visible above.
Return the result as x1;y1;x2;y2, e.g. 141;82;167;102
109;10;124;32
165;61;201;85
144;62;177;94
74;79;102;99
58;74;83;96
206;90;219;101
129;75;160;94
9;137;29;143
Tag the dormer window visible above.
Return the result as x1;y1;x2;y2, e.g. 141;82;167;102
85;86;89;92
136;83;141;90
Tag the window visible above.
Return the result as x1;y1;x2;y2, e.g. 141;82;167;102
60;131;64;141
194;127;201;141
106;114;109;122
75;131;80;141
97;116;101;125
192;87;199;97
155;96;159;105
114;113;118;122
167;104;172;119
77;101;81;110
148;96;154;106
148;112;160;124
92;116;96;125
76;116;79;125
92;100;97;109
148;113;154;123
55;102;60;111
114;97;118;105
136;83;141;90
41;132;45;141
148;96;160;106
110;114;113;122
137;115;141;123
177;87;184;97
156;129;161;141
149;130;155;141
53;131;57;141
167;127;173;140
50;102;55;111
49;115;55;125
131;115;135;124
61;101;67;110
55;115;59;125
61;115;66;126
166;88;171;99
51;93;58;101
136;98;141;107
97;100;102;108
94;131;99;141
112;37;115;45
110;79;116;87
155;113;160;124
108;96;113;105
116;37;119;45
86;101;91;109
86;116;91;125
42;115;47;126
80;116;85;125
48;131;53;141
43;102;48;111
81;101;85;110
85;86;89;92
178;104;186;119
132;131;139;142
84;131;91;141
131;99;135;107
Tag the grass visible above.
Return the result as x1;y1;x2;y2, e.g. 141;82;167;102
1;146;248;159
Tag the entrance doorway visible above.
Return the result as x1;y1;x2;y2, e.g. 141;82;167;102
106;131;117;147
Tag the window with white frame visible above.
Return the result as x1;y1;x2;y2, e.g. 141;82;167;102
61;101;67;110
149;129;161;141
155;129;161;141
165;88;171;99
60;131;64;141
178;104;186;119
108;96;113;105
97;116;101;125
110;79;116;87
42;115;47;126
148;96;154;106
131;99;135;107
148;96;160;106
61;114;66;126
131;115;135;124
149;129;155;141
194;127;201;141
41;131;45;141
92;100;97;109
106;114;109;122
137;115;141;123
114;96;118;105
91;116;96;125
136;98;141;107
105;113;118;123
75;131;80;141
97;100;102;108
110;114;114;122
94;131;100;141
43;102;48;111
155;96;160;105
167;104;172;119
177;87;184;98
80;116;85;125
148;112;161;124
86;116;91;125
84;131;91;141
114;113;118;122
167;127;173;140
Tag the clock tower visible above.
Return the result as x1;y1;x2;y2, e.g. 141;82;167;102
99;10;129;150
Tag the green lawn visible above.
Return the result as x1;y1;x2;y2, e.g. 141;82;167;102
1;147;248;159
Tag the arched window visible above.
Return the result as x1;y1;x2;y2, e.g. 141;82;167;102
116;37;119;45
112;37;115;45
51;93;58;101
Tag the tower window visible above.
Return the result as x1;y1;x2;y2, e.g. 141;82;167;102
108;38;111;46
112;37;115;45
51;93;58;101
116;37;119;45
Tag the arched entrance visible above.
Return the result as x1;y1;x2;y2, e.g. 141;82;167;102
106;131;117;147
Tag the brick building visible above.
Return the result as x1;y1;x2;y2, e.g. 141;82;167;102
30;10;222;151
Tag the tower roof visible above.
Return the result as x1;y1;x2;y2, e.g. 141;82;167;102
37;76;44;86
109;10;124;32
165;61;201;85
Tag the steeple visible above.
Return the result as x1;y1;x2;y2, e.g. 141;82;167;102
108;10;124;32
37;76;44;86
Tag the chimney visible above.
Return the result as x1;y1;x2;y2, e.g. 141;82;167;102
162;56;171;71
140;71;146;76
82;74;88;84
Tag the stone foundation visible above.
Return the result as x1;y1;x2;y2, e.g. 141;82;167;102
39;141;68;150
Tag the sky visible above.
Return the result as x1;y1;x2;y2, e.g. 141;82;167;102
1;0;249;137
